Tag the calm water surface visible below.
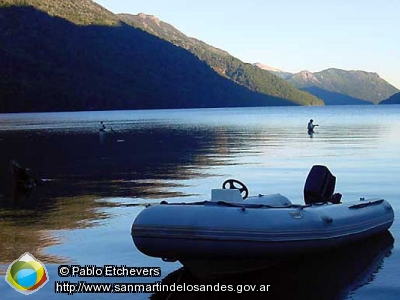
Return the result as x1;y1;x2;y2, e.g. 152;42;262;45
0;105;399;299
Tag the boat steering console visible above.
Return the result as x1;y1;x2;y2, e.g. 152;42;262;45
222;179;249;200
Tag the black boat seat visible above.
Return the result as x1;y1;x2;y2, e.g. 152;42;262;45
304;165;342;204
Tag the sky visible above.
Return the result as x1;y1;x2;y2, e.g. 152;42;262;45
94;0;400;89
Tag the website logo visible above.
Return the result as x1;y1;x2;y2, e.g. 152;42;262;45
5;252;49;295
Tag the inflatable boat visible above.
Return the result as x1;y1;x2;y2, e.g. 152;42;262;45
131;165;394;277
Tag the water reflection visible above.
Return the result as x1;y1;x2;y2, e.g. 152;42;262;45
151;232;394;300
0;126;255;202
0;195;118;267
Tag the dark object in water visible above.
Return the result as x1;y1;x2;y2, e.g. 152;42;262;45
10;160;44;207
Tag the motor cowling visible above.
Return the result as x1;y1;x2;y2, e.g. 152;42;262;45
304;165;341;204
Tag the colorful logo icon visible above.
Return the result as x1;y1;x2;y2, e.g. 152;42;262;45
5;252;49;295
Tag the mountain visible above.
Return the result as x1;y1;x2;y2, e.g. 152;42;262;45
253;63;293;80
0;1;317;113
287;69;398;104
379;92;400;104
0;1;324;113
253;63;282;72
253;63;399;105
117;13;323;106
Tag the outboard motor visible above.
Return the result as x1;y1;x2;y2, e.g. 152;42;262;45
304;165;342;204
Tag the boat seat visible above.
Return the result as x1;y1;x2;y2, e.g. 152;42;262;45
211;189;243;202
304;165;342;204
245;193;292;206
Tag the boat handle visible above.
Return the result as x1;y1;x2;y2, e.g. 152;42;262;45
349;199;384;209
321;216;333;224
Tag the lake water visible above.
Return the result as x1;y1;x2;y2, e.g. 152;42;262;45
0;105;399;299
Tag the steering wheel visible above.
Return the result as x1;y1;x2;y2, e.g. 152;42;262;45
222;179;249;200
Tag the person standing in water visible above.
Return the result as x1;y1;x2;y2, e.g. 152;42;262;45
307;119;318;133
99;121;106;132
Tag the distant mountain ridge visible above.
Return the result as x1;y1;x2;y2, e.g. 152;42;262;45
118;13;323;106
253;64;399;105
287;69;398;104
253;62;282;72
253;63;293;80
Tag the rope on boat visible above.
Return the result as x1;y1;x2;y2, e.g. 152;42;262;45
160;200;312;210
